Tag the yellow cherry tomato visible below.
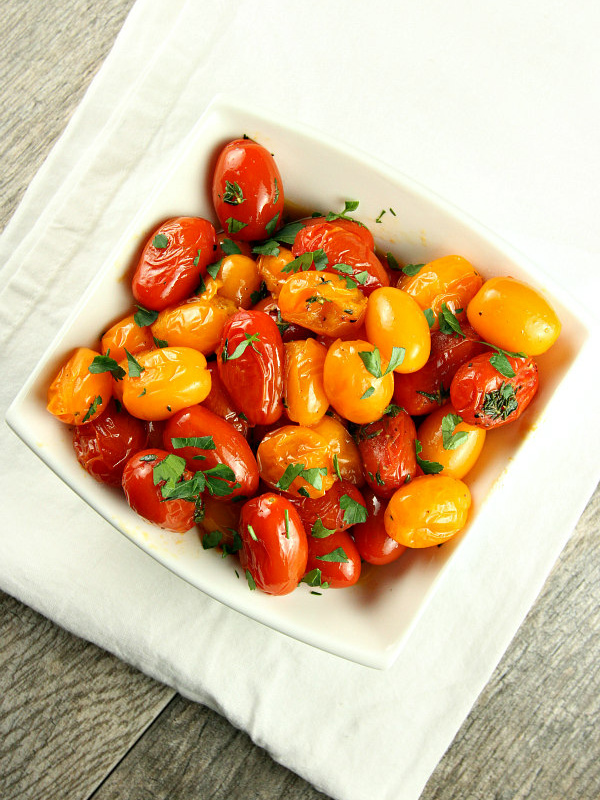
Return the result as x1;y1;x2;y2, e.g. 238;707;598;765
365;286;431;373
398;255;483;328
417;404;486;479
213;253;263;309
284;339;329;426
322;339;394;424
310;414;365;487
256;425;335;499
151;293;236;354
466;276;561;356
121;346;211;421
47;347;112;425
384;474;471;547
256;246;295;295
101;313;154;363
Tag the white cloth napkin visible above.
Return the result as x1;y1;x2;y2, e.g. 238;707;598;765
2;3;600;799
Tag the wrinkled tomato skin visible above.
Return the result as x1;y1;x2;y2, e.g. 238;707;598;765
72;400;148;486
121;449;196;532
201;362;249;437
163;405;259;499
305;529;361;589
356;409;417;498
393;319;487;415
212;139;285;242
239;493;308;595
450;352;539;429
254;297;313;343
47;347;113;426
217;309;284;426
286;481;366;533
101;313;154;363
132;217;217;311
298;215;375;250
352;489;407;565
292;222;389;293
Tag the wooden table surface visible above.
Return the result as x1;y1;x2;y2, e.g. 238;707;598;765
2;3;599;799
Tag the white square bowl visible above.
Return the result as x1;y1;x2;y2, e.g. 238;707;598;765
5;96;594;669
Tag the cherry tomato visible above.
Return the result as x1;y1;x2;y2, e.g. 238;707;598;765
365;287;431;373
416;403;486;479
278;270;368;338
467;276;561;355
256;425;335;499
201;362;249;437
323;339;394;424
47;347;112;426
254;296;313;343
284;339;329;426
292;221;389;293
397;255;483;326
121;346;211;421
256;246;295;295
198;494;241;553
132;217;217;311
212;138;285;241
393;319;487;415
356;408;417;497
309;414;365;486
72;400;148;486
213;253;263;309
239;493;307;595
450;351;539;429
352;489;406;565
285;480;366;533
384;474;471;548
217;309;284;426
214;233;252;261
121;449;196;532
163;405;259;499
151;292;236;354
299;215;375;250
305;529;361;589
101;313;154;363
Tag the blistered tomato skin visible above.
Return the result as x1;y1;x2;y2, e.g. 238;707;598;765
417;404;486;479
305;529;361;589
299;215;375;251
101;313;154;363
284;339;329;426
352;489;406;565
213;254;263;309
450;351;539;429
365;287;431;373
132;217;217;311
72;400;148;486
217;309;284;426
467;276;561;356
285;481;366;533
323;340;394;425
356;409;417;498
309;414;365;486
239;493;308;595
163;405;259;499
151;293;236;354
121;449;196;532
384;474;471;548
256;246;295;296
201;362;249;436
121;346;211;421
47;347;113;426
212;139;285;242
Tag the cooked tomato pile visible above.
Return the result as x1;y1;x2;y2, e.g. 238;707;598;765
47;137;562;595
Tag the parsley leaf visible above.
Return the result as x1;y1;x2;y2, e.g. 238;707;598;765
333;453;343;480
415;440;443;474
221;332;261;362
402;263;424;277
282;249;328;274
152;233;169;249
272;220;305;244
223;180;245;205
226;217;247;234
311;519;336;538
88;354;126;381
125;349;145;378
265;212;280;237
252;239;280;256
201;530;222;550
245;569;257;590
423;308;435;328
220;238;242;255
339;494;368;525
482;382;518;420
441;413;469;450
82;396;102;423
275;463;306;491
170;436;216;450
438;304;465;337
316;547;349;563
134;305;159;327
359;345;404;378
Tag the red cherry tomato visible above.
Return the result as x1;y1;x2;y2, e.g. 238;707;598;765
163;405;259;500
351;489;406;565
299;215;375;250
239;493;308;595
305;529;361;589
216;309;284;426
285;481;366;534
450;351;539;429
132;217;217;311
292;221;389;293
72;400;148;486
393;318;487;415
121;449;196;532
201;362;250;437
356;408;417;498
212;138;285;241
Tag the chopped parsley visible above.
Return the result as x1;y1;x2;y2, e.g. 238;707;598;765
339;494;367;525
415;440;443;474
359;345;404;378
481;382;518;420
134;305;159;327
88;354;126;381
221;332;261;362
82;396;102;423
152;233;169;249
223;180;245;205
441;413;469;450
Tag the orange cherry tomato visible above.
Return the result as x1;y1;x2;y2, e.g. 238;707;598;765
356;408;417;497
352;489;406;565
213;253;263;309
151;293;236;354
305;529;361;589
256;425;335;500
284;339;329;426
254;296;313;343
214;233;252;261
365;287;431;373
278;270;368;338
47;347;113;425
323;339;394;424
466;276;561;355
309;414;365;486
416;404;486;479
384;474;471;548
256;246;295;295
101;313;154;363
397;255;483;327
121;346;211;421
